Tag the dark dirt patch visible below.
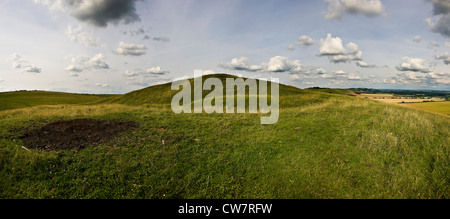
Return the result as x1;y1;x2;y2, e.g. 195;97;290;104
21;119;140;151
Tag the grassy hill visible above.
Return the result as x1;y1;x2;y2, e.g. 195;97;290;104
0;91;115;111
0;74;448;198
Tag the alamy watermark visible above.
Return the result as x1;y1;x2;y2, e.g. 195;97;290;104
171;70;279;124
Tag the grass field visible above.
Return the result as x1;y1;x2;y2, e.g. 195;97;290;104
0;74;448;199
402;101;450;116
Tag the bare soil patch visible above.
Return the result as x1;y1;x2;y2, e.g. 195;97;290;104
21;119;140;151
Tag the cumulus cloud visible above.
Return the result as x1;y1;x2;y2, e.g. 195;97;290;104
114;42;147;56
65;25;100;47
396;57;431;73
218;56;302;73
355;60;376;68
35;0;141;28
413;35;422;43
320;73;335;78
145;66;169;75
435;53;450;65
318;34;347;55
9;53;24;69
347;73;362;80
65;64;83;73
425;0;450;38
9;53;42;73
218;57;263;72
290;74;300;81
287;44;295;51
296;35;315;47
318;34;363;63
264;56;302;73
65;53;109;75
87;53;109;69
123;70;139;77
324;0;386;20
22;65;42;73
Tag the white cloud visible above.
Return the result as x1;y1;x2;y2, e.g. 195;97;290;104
65;25;100;47
145;66;169;75
318;34;347;55
123;70;139;77
355;60;376;68
219;56;302;73
65;64;83;73
87;53;109;69
22;65;42;73
347;73;362;80
396;57;431;73
10;53;24;69
296;35;315;47
324;0;386;20
290;74;300;81
287;44;295;51
413;35;422;43
65;53;109;75
9;53;41;73
218;57;263;72
263;56;302;73
114;42;147;56
318;34;363;63
320;73;335;78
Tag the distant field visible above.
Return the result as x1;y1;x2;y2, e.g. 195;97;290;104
356;93;445;103
403;101;450;116
374;98;445;103
0;91;116;111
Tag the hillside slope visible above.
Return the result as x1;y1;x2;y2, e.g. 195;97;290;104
0;74;448;198
106;74;315;108
0;91;115;111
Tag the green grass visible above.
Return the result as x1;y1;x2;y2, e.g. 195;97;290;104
0;75;448;199
0;91;116;111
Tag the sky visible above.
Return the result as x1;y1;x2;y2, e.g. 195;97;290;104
0;0;449;94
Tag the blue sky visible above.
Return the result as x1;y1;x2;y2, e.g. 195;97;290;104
0;0;449;93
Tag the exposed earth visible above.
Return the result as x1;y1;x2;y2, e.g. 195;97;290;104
21;119;140;151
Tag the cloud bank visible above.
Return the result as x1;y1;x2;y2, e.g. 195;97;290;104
395;57;431;73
